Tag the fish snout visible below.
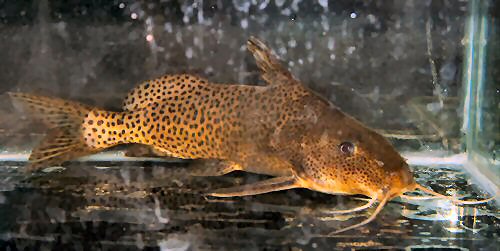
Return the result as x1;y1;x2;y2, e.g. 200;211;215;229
401;163;415;184
385;163;416;197
395;164;416;194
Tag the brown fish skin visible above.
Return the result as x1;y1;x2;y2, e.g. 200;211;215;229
9;37;415;200
87;73;306;177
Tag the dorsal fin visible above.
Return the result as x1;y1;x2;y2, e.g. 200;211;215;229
247;36;300;86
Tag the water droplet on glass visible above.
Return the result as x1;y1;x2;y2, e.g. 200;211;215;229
318;0;328;9
164;22;173;33
367;14;377;24
240;18;248;29
185;47;193;59
327;37;335;50
258;0;270;10
275;0;286;8
281;8;291;16
233;0;251;13
346;46;355;55
305;41;312;50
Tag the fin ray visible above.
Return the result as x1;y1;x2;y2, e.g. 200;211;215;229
8;92;104;172
8;92;92;129
208;176;299;197
247;37;298;86
190;160;242;177
26;127;96;172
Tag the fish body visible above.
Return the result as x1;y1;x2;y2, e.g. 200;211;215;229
84;74;307;177
10;37;414;199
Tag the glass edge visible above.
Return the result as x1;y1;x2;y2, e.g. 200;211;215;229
461;0;499;199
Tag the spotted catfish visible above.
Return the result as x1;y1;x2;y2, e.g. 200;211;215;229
10;37;493;234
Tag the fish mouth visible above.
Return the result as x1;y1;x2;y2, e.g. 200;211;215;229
383;164;416;200
400;166;416;188
387;184;416;200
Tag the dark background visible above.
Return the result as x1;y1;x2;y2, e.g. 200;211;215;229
0;0;467;135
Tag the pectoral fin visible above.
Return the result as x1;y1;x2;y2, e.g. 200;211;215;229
124;144;177;158
189;160;242;177
208;175;299;197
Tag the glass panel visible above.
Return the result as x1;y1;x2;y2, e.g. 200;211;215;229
461;0;499;195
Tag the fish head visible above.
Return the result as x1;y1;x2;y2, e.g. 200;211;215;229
294;101;416;200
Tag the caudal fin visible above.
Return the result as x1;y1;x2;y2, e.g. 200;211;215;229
8;92;93;129
8;92;98;172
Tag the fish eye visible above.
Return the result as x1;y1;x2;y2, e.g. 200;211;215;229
339;141;355;155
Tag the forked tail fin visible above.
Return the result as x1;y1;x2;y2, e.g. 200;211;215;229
8;92;98;172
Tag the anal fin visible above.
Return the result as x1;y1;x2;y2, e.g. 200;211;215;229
208;175;299;197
